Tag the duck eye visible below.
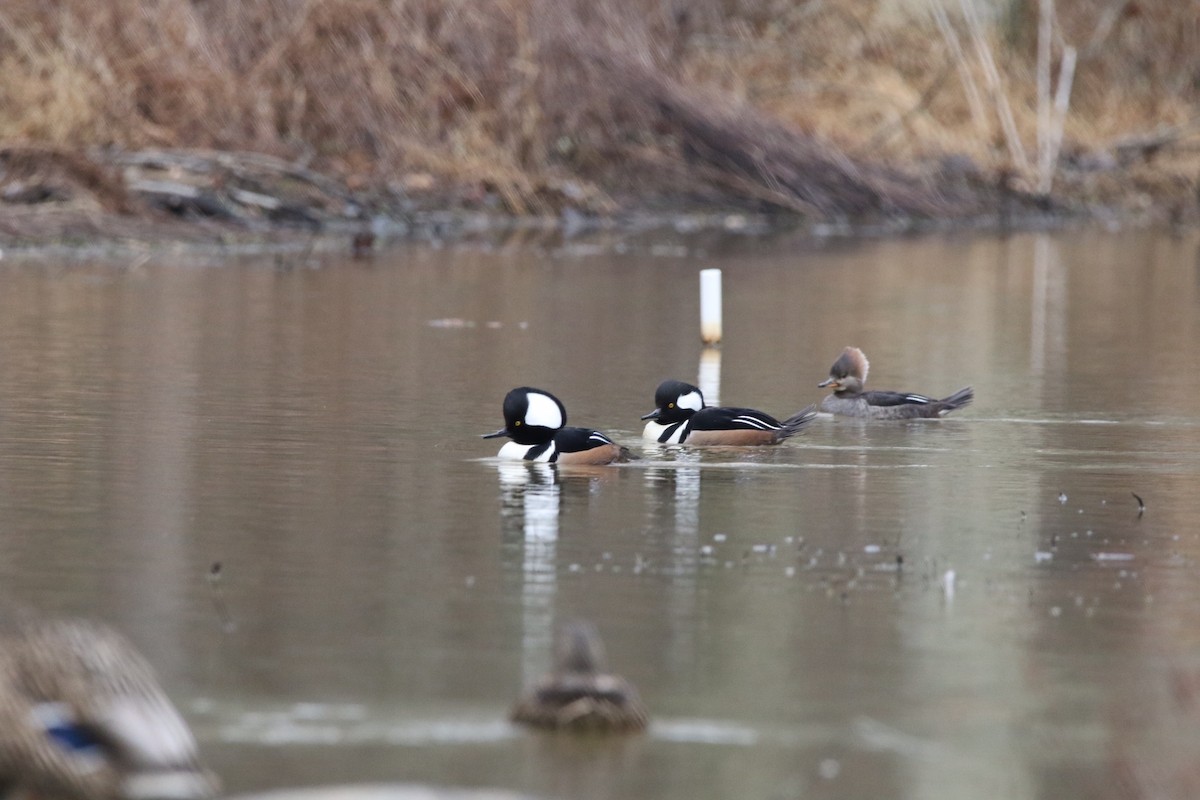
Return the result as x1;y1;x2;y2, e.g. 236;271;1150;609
514;421;521;426
668;403;675;408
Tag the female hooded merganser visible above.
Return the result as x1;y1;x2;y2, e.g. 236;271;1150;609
640;379;818;445
0;615;216;800
483;387;632;465
818;347;974;419
510;620;648;732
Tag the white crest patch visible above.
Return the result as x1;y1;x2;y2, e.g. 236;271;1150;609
524;392;564;429
857;351;870;382
678;390;704;412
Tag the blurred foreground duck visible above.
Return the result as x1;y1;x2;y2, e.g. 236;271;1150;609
510;621;648;733
0;615;216;800
641;379;817;445
818;347;973;419
483;387;632;465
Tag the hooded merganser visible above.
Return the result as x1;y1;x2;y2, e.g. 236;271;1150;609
818;347;974;419
483;387;632;465
510;620;648;733
0;615;217;800
640;379;818;445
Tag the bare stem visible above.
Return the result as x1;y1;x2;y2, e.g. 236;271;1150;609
958;0;1030;177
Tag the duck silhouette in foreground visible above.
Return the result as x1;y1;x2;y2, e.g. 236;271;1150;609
818;347;973;419
0;615;216;800
510;621;648;733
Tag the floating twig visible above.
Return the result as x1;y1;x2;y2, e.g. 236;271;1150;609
1132;492;1145;518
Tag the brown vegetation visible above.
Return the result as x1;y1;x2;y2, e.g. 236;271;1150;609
0;0;1198;238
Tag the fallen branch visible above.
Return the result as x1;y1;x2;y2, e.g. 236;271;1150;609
106;148;355;203
128;178;238;219
1111;118;1200;165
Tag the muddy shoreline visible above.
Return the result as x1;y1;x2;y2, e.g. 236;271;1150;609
0;144;1195;257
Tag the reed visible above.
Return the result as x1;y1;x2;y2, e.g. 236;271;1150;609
0;0;1196;217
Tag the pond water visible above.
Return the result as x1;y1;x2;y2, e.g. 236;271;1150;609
1;227;1199;800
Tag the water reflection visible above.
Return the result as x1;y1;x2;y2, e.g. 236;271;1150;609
496;462;560;686
697;348;721;407
2;230;1200;800
643;449;702;674
1029;233;1069;403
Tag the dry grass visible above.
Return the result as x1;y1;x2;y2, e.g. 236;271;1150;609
0;0;1197;219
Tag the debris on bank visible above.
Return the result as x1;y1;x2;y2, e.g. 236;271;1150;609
0;144;379;245
0;133;1018;250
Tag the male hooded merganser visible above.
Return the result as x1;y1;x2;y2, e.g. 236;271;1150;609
483;387;632;465
510;620;648;732
818;347;974;419
0;615;217;800
640;379;817;445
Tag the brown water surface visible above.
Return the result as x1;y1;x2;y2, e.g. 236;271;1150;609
1;229;1199;800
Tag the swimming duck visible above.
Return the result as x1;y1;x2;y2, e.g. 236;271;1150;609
484;387;632;464
818;347;973;419
640;379;817;445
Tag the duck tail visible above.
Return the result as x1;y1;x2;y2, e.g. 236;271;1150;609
939;386;974;414
776;404;819;442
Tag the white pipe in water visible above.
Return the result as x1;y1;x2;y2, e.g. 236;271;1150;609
699;268;722;345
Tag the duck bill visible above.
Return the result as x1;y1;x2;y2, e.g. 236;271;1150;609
817;378;837;388
481;428;510;439
639;408;661;421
